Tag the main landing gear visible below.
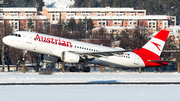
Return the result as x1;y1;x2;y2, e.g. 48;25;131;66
68;65;91;72
69;66;76;72
83;66;90;72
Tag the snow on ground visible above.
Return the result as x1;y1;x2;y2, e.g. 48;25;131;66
44;0;74;8
0;85;180;101
1;72;180;83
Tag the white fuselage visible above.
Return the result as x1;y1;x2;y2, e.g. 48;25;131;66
3;31;145;68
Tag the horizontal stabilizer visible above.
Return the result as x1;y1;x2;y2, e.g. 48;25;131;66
148;60;176;62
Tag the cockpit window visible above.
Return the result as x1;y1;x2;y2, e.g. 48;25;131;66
10;33;21;37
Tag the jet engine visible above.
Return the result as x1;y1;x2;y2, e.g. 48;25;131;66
61;51;80;63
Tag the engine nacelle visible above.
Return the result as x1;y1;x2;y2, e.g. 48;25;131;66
62;52;80;63
40;54;58;63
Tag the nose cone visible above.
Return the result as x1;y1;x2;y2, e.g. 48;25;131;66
2;36;8;45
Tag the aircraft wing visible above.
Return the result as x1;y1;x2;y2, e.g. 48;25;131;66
71;50;129;59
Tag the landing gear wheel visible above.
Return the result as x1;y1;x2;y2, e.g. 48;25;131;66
69;66;76;72
83;67;90;72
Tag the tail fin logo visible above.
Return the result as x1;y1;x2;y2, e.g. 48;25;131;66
151;41;161;51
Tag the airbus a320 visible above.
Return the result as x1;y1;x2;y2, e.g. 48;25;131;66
3;30;170;72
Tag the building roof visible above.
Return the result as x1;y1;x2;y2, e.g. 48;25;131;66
167;26;180;30
93;26;136;30
45;7;145;12
66;15;169;20
0;7;37;12
93;26;150;30
0;15;47;20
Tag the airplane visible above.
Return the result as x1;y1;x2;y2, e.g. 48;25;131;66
2;30;170;72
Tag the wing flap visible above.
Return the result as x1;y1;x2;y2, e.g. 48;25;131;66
71;50;130;59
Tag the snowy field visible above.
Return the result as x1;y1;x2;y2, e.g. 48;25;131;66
0;72;180;83
0;72;180;101
0;85;180;101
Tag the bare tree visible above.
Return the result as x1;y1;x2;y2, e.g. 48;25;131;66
0;22;13;72
119;27;150;50
91;27;112;46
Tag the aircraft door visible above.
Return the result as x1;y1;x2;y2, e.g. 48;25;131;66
134;54;139;65
26;33;32;44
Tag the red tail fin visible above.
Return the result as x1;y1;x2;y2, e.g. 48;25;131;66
133;30;170;58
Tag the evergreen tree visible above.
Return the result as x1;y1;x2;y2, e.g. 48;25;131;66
68;17;76;34
15;0;44;11
87;18;94;33
78;18;85;33
99;0;106;7
2;0;15;7
28;19;34;31
112;0;121;7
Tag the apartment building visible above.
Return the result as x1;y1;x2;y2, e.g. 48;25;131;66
0;15;47;32
42;7;175;32
0;7;38;16
42;7;146;23
0;7;177;32
0;7;48;32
